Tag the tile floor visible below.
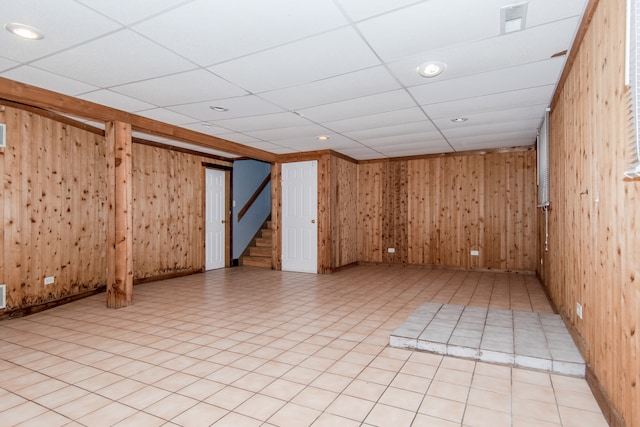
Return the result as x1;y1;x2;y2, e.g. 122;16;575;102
390;302;585;376
0;266;607;426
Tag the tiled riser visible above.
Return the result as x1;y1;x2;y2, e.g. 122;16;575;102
390;303;585;377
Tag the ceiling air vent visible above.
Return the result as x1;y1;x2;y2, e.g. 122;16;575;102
501;2;528;34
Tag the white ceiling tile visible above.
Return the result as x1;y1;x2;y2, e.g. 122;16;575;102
421;86;555;119
378;141;454;157
0;57;20;72
241;141;291;152
209;27;381;93
527;0;588;26
441;119;542;139
362;130;446;147
212;112;309;133
246;124;330;141
409;58;565;106
111;69;247;107
336;146;385;160
133;0;348;66
31;29;194;87
179;123;237;136
298;89;416;123
75;0;187;25
357;0;507;62
346;121;437;141
168;95;285;121
1;65;98;96
388;17;580;88
276;133;356;150
433;104;547;130
335;0;425;21
78;89;156;112
136;108;198;125
449;131;535;151
324;107;426;133
215;133;264;145
259;66;400;111
0;0;121;63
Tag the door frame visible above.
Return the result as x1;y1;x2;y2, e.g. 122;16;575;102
202;162;232;270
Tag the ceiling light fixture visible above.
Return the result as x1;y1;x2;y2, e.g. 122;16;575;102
451;117;468;123
500;2;528;35
317;135;330;141
417;61;446;78
209;106;228;112
5;23;44;40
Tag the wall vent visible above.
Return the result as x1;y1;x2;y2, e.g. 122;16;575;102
0;123;6;148
0;284;6;310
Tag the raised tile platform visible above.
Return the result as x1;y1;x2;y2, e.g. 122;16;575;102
390;302;585;377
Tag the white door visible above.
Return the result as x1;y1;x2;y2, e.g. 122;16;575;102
206;169;226;270
282;161;318;273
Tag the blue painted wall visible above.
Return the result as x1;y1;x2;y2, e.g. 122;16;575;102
232;159;271;260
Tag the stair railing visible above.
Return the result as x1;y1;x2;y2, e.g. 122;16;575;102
237;174;271;222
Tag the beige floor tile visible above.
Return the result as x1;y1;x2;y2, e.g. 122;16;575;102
213;411;263;427
365;403;416;426
170;402;228;426
143;393;198;420
261;378;306;401
204;385;254;410
427;380;470;403
0;401;48;425
419;395;466;423
268;402;322;427
311;412;362;426
119;385;172;410
77;401;138;427
14;410;71;427
326;394;375;421
412;413;460;427
379;386;424;412
291;386;338;411
234;393;286;421
558;405;609;427
55;393;113;420
512;398;562;424
463;404;512;427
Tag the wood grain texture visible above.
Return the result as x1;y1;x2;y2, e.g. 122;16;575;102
330;154;358;269
131;144;231;280
106;121;133;308
1;105;107;310
541;0;640;425
358;151;536;271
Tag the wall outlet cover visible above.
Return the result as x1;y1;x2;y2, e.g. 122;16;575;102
387;248;395;253
470;250;480;256
576;302;583;319
44;276;55;286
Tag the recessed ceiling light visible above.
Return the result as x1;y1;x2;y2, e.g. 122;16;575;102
201;123;212;128
451;117;468;123
417;61;446;78
317;135;330;141
209;106;228;112
5;23;44;40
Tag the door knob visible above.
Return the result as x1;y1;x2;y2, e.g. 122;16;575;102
311;219;316;223
221;220;226;224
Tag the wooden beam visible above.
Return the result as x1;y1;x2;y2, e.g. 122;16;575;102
106;121;133;308
0;77;276;162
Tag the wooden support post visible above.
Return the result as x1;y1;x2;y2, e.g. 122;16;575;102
105;121;133;308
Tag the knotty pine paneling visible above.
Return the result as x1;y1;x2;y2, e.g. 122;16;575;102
358;151;537;271
542;0;640;424
330;154;358;268
0;105;108;310
131;144;231;280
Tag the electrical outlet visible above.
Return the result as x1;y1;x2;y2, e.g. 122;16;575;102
576;302;583;319
387;248;395;253
44;276;55;286
470;250;479;256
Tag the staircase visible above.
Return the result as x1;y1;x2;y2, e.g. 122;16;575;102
240;220;272;268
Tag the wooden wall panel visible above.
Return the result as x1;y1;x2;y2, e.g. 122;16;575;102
541;0;640;424
0;106;107;310
358;151;536;271
330;155;358;268
131;144;231;280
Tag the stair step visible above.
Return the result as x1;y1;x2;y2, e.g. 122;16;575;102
266;221;272;228
261;228;273;238
255;237;271;247
249;246;271;257
242;256;272;268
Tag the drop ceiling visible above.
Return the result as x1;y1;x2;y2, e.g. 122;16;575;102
0;0;587;160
